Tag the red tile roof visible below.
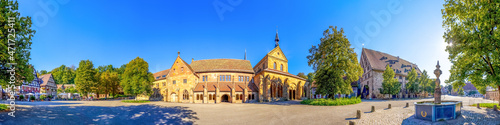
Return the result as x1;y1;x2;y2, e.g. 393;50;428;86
193;82;257;92
153;69;170;81
190;59;254;73
264;69;307;81
363;48;422;76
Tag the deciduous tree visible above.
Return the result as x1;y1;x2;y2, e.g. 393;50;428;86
120;57;154;96
0;0;36;87
379;65;401;98
443;0;500;104
307;26;363;99
405;68;419;96
74;60;97;97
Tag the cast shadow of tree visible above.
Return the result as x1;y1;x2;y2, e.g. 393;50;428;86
401;108;500;125
0;104;199;125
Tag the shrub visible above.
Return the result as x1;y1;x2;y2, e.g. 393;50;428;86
121;100;150;103
48;95;53;99
40;95;47;100
30;96;35;100
300;97;362;106
0;104;8;111
19;95;24;100
471;103;499;109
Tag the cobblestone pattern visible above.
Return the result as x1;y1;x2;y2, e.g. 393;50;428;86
354;106;500;125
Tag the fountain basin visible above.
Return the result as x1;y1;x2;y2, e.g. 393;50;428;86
414;101;462;121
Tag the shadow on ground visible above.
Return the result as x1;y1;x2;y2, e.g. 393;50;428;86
401;109;500;125
0;104;198;125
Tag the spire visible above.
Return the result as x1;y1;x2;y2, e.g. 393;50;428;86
244;49;247;60
275;29;280;47
177;51;180;56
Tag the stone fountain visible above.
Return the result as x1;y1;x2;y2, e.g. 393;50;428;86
414;61;462;121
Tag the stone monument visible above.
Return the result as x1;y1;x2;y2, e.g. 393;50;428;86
434;61;442;104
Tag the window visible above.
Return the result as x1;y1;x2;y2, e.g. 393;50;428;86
280;64;283;71
203;75;207;81
226;75;231;81
240;94;243;100
209;94;213;100
248;94;251;100
274;62;277;69
252;94;255;100
220;75;223;81
246;76;249;81
236;94;240;100
163;82;166;86
156;76;160;79
173;80;176;84
183;79;187;83
181;67;184;72
239;76;241;82
399;76;402;79
183;90;189;100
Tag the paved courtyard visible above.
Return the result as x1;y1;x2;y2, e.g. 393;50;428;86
0;95;498;125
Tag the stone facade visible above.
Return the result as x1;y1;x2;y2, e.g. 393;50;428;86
252;33;307;102
359;48;422;99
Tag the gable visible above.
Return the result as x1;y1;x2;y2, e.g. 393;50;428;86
267;46;288;62
167;56;197;78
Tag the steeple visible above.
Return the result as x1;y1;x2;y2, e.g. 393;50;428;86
244;49;247;60
275;30;280;47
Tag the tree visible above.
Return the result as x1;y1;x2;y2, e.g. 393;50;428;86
405;67;419;96
306;72;315;84
50;65;76;84
74;60;97;97
443;0;500;105
307;26;363;99
120;57;154;96
39;70;48;75
297;72;308;80
418;70;430;96
96;65;120;98
379;65;401;98
0;0;36;88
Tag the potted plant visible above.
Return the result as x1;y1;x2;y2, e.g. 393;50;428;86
48;95;52;101
19;95;24;101
40;95;46;101
30;96;35;102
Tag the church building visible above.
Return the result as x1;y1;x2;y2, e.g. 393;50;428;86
152;32;306;103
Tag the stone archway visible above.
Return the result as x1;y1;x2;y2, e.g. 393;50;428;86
221;94;229;102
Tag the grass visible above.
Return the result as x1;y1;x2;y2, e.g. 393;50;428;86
471;103;499;109
301;97;362;106
0;104;8;111
121;100;150;103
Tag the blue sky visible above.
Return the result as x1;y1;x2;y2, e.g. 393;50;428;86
19;0;450;84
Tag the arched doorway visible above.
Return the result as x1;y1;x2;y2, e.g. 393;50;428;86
221;94;229;102
171;93;177;102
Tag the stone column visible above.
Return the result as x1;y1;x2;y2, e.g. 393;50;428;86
434;61;442;104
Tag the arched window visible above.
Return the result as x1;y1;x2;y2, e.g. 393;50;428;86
183;90;189;100
273;62;277;69
280;64;283;71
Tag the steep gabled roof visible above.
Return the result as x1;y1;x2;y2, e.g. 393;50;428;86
190;59;254;73
153;69;170;81
39;74;54;86
362;48;422;76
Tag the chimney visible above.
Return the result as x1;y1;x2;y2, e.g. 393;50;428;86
397;56;399;61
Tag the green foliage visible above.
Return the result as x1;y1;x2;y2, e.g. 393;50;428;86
0;104;7;111
39;70;48;75
300;97;361;106
306;72;314;83
467;90;478;96
19;95;23;100
457;86;464;96
0;0;36;87
49;65;76;84
40;95;46;100
64;86;78;94
120;57;154;96
442;0;500;104
75;60;97;96
297;72;308;80
307;26;363;98
96;65;120;98
405;68;419;94
379;65;401;96
48;95;52;99
472;103;499;109
29;95;35;100
121;100;150;103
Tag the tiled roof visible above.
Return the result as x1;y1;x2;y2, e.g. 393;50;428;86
362;48;422;76
190;59;254;73
463;82;477;91
39;74;53;86
264;69;307;81
153;69;170;81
